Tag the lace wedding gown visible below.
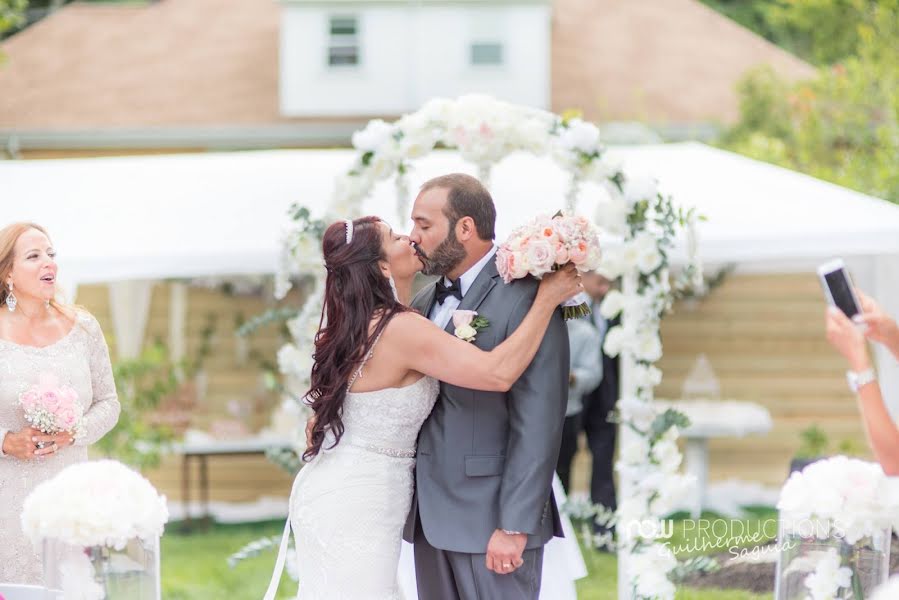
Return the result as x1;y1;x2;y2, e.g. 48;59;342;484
266;334;439;600
0;312;120;584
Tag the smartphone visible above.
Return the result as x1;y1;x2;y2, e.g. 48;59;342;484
817;259;862;320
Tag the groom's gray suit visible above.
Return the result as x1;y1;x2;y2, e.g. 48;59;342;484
403;255;569;599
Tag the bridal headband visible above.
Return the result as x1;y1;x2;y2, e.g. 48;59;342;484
345;219;354;245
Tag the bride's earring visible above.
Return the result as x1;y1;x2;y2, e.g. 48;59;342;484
389;276;400;302
6;282;16;312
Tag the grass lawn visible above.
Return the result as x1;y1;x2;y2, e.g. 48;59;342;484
161;511;777;599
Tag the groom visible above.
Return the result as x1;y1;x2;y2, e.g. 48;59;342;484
404;173;569;599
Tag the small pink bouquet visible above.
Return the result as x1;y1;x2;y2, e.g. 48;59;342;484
496;211;602;319
19;374;84;442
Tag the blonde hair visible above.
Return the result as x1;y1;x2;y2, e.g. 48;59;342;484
0;222;72;319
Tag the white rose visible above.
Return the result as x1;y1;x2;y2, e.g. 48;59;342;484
599;290;625;319
455;324;478;342
634;332;663;362
594;196;630;235
623;171;659;206
602;325;626;358
620;435;650;464
351;119;395;153
618;397;656;431
596;245;625;280
633;363;663;388
559;118;600;155
525;239;556;274
652;437;682;472
636;244;663;275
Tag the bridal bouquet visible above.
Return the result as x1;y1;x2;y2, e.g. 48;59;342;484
496;211;601;319
19;374;84;442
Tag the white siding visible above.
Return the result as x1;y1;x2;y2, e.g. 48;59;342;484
280;2;550;116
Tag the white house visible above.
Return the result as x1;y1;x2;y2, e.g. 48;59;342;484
279;0;552;116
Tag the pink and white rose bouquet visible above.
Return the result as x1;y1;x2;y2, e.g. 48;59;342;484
19;373;84;442
496;211;602;319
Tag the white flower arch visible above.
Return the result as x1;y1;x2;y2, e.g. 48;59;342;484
277;95;703;600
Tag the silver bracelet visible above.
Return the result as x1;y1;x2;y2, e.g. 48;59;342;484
501;529;524;536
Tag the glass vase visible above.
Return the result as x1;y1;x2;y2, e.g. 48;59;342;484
775;522;890;600
42;536;160;600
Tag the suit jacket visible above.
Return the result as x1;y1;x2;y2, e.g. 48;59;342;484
402;258;570;553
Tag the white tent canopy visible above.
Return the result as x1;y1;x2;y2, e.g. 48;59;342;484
2;142;898;405
2;142;899;286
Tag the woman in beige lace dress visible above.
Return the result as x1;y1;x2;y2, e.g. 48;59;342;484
0;223;121;584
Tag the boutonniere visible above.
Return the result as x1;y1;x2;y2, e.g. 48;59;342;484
453;310;489;343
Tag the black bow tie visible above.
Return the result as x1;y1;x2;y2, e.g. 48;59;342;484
435;278;463;305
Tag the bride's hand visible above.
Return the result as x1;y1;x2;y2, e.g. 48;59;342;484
537;264;583;306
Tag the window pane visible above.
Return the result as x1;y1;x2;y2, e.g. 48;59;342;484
330;16;357;36
471;43;503;66
329;46;359;66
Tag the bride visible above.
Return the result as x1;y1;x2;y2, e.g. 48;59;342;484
265;216;581;599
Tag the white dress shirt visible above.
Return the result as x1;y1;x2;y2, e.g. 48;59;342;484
428;246;498;329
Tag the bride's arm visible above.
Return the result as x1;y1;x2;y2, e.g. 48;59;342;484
393;266;580;392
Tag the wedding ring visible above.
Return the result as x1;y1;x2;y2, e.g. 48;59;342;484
503;563;511;568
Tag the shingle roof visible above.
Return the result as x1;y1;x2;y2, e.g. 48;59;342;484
0;0;816;132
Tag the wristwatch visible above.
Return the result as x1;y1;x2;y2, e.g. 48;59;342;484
846;368;877;393
501;529;524;536
0;428;8;458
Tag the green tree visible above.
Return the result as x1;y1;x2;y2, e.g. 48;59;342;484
721;0;899;203
0;0;27;36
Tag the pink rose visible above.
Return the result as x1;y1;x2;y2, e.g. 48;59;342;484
55;405;77;431
495;247;514;284
526;239;555;274
554;241;570;265
452;310;479;329
41;390;61;413
19;389;39;412
509;252;528;280
569;241;588;265
59;386;79;408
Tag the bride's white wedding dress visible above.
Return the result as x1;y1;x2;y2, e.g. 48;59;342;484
265;334;439;600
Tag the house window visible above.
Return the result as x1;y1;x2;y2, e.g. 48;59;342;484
470;42;503;66
328;16;359;67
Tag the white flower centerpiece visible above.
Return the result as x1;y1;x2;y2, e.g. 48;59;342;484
774;456;899;600
21;460;169;600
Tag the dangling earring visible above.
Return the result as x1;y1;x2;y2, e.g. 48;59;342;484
6;283;16;312
389;276;400;302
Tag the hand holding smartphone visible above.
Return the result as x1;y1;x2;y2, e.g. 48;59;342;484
817;259;863;321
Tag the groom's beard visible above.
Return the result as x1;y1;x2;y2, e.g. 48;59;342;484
420;229;466;277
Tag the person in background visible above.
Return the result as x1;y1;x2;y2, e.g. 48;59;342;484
581;272;619;537
825;288;899;475
0;222;121;584
555;314;602;493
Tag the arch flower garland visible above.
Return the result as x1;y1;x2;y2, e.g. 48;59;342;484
275;95;702;600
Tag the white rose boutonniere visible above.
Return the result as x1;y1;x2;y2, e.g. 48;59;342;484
453;310;489;343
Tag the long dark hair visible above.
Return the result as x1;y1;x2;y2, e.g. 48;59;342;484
303;216;410;460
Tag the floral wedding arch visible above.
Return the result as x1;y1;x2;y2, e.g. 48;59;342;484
275;95;703;600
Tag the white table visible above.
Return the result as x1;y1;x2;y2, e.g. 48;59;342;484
655;400;773;518
172;434;293;530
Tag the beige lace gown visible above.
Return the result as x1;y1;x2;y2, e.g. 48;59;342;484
0;312;121;584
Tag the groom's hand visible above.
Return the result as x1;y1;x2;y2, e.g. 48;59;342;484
485;529;526;575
